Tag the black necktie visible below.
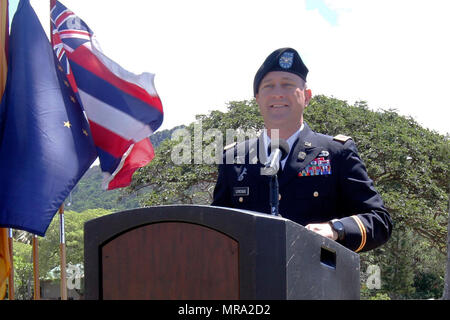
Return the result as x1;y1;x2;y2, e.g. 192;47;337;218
278;160;283;177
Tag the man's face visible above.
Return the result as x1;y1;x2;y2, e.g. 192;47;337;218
255;71;311;131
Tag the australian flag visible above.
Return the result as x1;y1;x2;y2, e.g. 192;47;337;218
50;0;164;189
0;0;97;236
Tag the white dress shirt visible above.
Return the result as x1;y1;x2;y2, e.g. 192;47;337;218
263;123;304;170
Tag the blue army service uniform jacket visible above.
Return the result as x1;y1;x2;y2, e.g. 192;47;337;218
211;123;392;252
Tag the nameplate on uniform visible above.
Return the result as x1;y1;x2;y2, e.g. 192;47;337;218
233;187;249;196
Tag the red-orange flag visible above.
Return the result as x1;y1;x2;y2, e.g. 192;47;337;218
0;228;10;299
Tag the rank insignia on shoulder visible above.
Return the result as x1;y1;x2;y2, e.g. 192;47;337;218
333;134;352;143
224;142;237;151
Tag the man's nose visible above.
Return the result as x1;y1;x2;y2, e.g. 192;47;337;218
271;84;285;98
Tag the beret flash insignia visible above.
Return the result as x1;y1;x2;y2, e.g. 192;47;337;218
279;51;294;69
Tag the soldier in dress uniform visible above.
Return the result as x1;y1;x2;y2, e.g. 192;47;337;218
211;48;392;252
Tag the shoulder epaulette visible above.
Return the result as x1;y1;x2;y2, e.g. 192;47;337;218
223;142;237;151
333;134;352;143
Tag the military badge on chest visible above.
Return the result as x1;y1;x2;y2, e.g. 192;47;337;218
298;150;332;177
237;167;247;181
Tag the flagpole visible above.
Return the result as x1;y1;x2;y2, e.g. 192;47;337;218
32;234;40;300
50;0;67;301
59;204;67;300
7;228;14;300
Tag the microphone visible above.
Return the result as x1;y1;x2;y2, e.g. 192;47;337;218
261;139;290;176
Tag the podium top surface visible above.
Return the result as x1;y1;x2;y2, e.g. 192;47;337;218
85;204;289;244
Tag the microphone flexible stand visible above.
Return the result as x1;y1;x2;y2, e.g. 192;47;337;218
269;173;280;216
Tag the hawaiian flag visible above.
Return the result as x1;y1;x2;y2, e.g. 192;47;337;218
50;0;163;189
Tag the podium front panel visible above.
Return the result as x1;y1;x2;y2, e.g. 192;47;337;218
101;222;239;299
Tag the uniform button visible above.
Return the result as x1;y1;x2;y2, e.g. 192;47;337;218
313;191;319;197
239;197;243;203
278;194;282;200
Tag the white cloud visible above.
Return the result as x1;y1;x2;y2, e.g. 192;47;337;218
27;0;449;134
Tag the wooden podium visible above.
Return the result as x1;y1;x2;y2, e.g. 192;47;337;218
84;205;360;300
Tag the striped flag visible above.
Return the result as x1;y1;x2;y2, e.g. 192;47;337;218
50;0;163;189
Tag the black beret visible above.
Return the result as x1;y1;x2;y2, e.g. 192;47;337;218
253;47;309;96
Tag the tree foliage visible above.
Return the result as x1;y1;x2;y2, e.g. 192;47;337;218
11;241;33;300
66;166;141;212
443;201;450;300
10;209;112;299
65;127;183;212
38;208;112;279
305;96;448;253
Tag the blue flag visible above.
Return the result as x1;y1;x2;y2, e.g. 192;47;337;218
0;0;97;236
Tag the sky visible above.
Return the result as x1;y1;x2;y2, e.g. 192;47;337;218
8;0;450;135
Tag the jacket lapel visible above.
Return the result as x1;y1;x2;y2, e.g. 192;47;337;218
242;134;269;182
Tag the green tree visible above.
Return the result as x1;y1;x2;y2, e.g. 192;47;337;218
67;166;141;212
304;96;449;299
12;241;33;300
38;209;112;280
67;127;185;211
443;193;450;300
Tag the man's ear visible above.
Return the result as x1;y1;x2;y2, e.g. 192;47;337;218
305;89;312;105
